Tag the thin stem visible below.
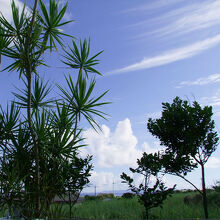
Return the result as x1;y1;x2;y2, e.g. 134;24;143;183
176;173;202;195
201;164;208;219
25;0;41;217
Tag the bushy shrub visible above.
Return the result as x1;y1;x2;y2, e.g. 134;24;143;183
84;193;114;201
212;181;220;193
84;195;98;201
97;193;114;200
183;194;202;206
207;192;220;207
122;192;135;199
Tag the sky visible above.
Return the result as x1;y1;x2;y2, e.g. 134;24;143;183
1;0;220;195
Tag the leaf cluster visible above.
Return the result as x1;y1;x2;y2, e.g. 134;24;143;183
121;152;176;219
147;96;219;174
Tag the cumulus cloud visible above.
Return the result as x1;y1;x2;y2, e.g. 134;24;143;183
83;171;127;193
83;118;141;167
176;74;220;88
90;171;114;186
83;118;161;168
82;118;164;193
0;0;24;23
107;34;220;75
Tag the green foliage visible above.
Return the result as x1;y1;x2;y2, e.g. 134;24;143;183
207;191;220;207
147;96;219;219
212;180;220;193
0;0;109;219
121;152;175;219
121;192;135;199
97;193;114;200
62;39;103;77
58;73;110;131
48;204;68;219
183;194;202;206
38;0;73;51
13;76;54;110
148;97;219;175
84;195;99;201
74;197;144;220
72;192;220;219
84;193;114;201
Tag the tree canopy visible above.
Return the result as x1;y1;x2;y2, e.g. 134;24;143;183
147;96;219;219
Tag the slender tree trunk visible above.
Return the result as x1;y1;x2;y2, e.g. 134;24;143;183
25;0;40;217
27;72;41;217
145;208;149;220
69;191;72;219
201;164;208;219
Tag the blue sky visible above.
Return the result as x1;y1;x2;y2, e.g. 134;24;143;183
1;0;220;194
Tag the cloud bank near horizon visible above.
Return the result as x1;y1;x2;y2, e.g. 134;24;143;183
82;118;220;193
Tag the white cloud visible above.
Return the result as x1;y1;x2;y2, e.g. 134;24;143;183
122;0;183;14
176;74;220;88
200;91;220;107
88;171;115;192
83;118;141;167
83;171;127;193
206;157;220;168
107;35;220;75
83;118;161;168
0;0;24;23
142;141;163;154
199;91;220;117
133;1;220;40
155;0;220;37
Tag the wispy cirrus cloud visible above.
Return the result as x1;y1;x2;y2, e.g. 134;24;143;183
155;0;220;37
121;0;183;14
107;34;220;75
201;94;220;107
199;90;220;118
131;0;220;40
176;74;220;88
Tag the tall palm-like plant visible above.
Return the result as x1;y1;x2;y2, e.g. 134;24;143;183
1;0;73;216
0;1;109;218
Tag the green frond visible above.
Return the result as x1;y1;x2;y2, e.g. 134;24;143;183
62;39;103;77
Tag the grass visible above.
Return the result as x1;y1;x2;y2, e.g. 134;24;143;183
70;192;220;219
1;192;220;219
72;197;144;219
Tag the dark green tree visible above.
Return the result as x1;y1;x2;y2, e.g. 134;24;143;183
147;96;219;219
121;152;176;219
63;155;92;219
